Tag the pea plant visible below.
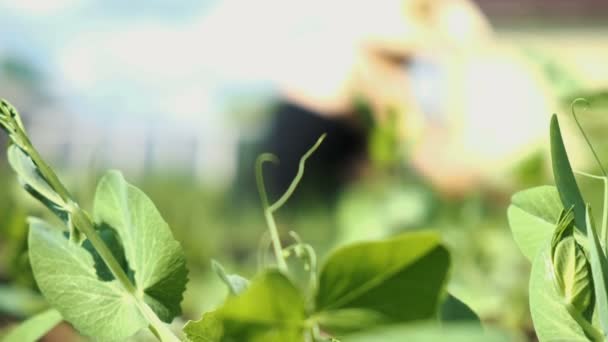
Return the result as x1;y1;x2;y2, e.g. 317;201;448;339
508;99;608;341
0;99;498;341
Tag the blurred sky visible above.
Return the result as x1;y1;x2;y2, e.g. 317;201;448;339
0;0;379;120
1;0;607;186
0;0;436;185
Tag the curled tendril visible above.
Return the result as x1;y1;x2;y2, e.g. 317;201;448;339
255;153;280;209
269;133;326;212
571;98;607;177
283;231;318;291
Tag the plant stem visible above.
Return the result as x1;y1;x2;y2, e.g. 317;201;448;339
264;209;288;272
137;299;181;342
25;143;73;203
256;153;288;272
69;206;137;294
565;303;605;342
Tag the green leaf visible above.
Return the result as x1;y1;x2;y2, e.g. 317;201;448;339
7;145;67;219
529;244;589;341
315;231;450;333
211;260;249;296
507;186;563;261
184;271;306;342
586;205;608;335
343;323;509;342
28;219;149;340
93;170;188;322
550;209;592;313
440;294;480;323
183;311;224;342
3;309;63;342
550;114;586;233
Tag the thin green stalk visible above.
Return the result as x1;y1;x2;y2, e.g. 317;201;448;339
137;299;181;342
68;205;136;294
565;302;604;341
256;153;289;272
25;144;73;202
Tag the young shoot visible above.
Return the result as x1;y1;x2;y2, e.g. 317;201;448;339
0;99;186;342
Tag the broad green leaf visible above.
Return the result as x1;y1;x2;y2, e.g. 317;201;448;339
28;219;148;340
3;309;62;342
507;186;562;261
586;205;608;334
550;114;586;233
94;170;188;322
211;260;249;296
184;271;306;342
315;231;449;333
529;244;589;341
344;323;509;342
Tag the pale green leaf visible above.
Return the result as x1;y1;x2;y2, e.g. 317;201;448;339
93;170;188;322
184;271;306;342
28;219;148;340
315;231;449;333
507;186;562;261
3;309;62;342
7;145;66;216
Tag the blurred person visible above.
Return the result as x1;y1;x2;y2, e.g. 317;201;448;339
250;0;499;204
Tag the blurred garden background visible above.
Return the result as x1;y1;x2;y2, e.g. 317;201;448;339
0;0;607;340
